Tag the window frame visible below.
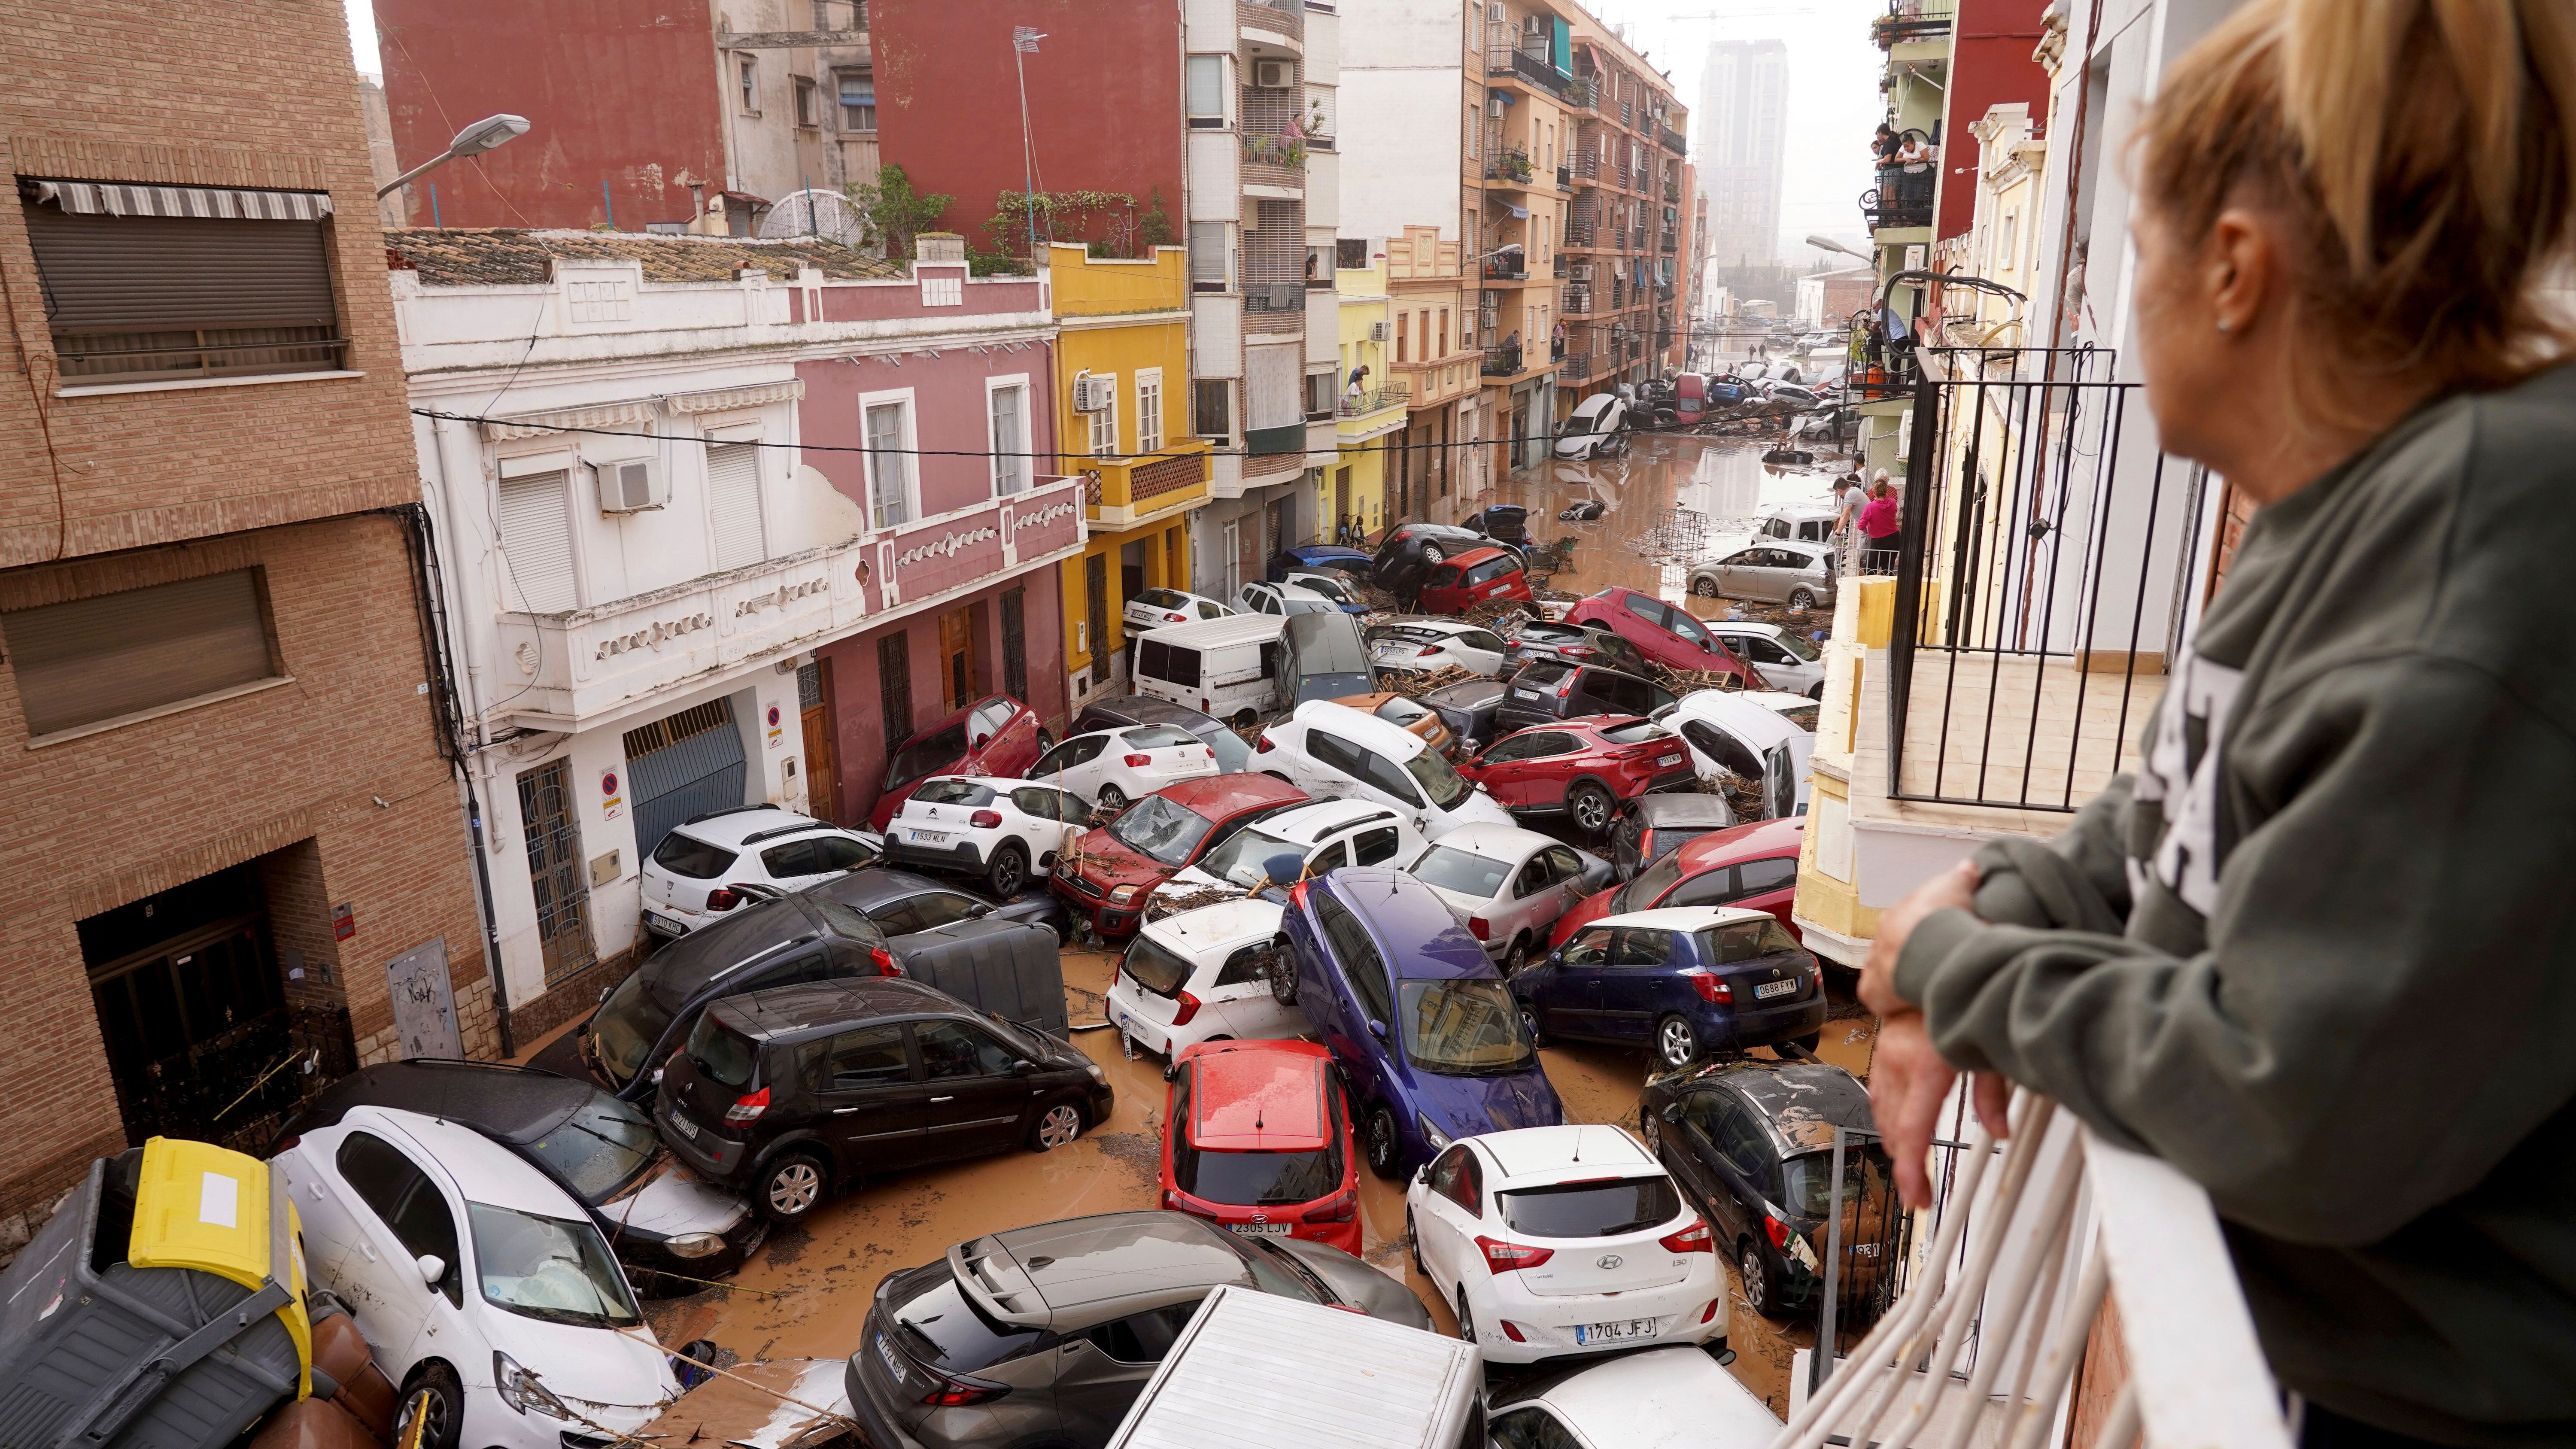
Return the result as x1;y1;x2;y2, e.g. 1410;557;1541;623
1134;368;1164;455
1192;378;1232;440
858;387;918;529
1188;222;1229;292
793;75;820;128
1086;371;1121;458
1;566;290;742
738;56;760;114
837;70;878;132
1185;55;1229;128
985;373;1030;497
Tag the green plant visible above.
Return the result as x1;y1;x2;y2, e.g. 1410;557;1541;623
1139;186;1178;249
843;164;952;258
985;188;1147;258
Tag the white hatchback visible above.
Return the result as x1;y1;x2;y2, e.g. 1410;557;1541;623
639;806;881;940
1103;898;1303;1063
1123;586;1238;636
1255;700;1512;841
1404;823;1609;974
1489;1345;1778;1449
1706;621;1826;698
1027;723;1221;811
1367;620;1511;677
1653;691;1815;815
883;774;1092;896
1406;1124;1724;1367
1236;580;1346;617
276;1105;680;1449
1150;798;1425;913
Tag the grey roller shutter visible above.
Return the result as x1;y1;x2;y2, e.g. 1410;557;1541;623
705;443;765;570
495;472;580;614
21;206;336;332
1;570;276;736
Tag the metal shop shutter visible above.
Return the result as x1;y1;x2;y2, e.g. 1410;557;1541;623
1;570;276;736
21;207;336;332
624;700;747;863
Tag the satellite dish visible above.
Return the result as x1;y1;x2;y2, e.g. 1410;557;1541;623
758;188;868;248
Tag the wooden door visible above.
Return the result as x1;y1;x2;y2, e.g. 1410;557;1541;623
938;607;976;711
799;659;840;822
1085;555;1111;686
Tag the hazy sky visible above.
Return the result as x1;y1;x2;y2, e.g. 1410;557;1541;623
343;0;1881;261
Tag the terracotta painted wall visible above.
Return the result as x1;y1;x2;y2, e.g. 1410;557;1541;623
793;328;1058;519
870;0;1184;255
1936;0;2054;243
377;0;723;231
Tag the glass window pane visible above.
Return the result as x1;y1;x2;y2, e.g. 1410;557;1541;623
916;1021;1017;1079
1189;222;1227;284
991;386;1024;495
866;403;909;527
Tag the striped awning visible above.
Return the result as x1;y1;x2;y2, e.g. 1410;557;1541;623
21;179;333;221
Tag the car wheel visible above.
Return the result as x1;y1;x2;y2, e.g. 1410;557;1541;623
396;1363;464;1449
1503;935;1534;977
1234;708;1261;730
1789;587;1818;611
1407;1210;1427;1275
757;1151;830;1223
1365;1106;1403;1181
1454;1289;1477;1345
1568;782;1616;835
1691;576;1719;597
1789;1030;1823;1053
1640;1104;1663;1155
1030;1103;1084;1151
987;842;1029;897
1657;1014;1700;1070
1741;1239;1783;1320
1097;784;1129;811
1520;1004;1548;1048
1809;682;1827;700
1422;544;1445;566
1034;729;1055;753
1268;954;1300;1006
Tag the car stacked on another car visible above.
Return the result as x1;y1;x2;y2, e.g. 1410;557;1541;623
1417;547;1537;617
1122;586;1237;635
1027;723;1222;811
1160;1040;1362;1255
871;695;1053;831
1655;690;1815;816
811;864;1070;942
1458;717;1697;835
1490;659;1678;738
1403;823;1606;975
641;806;881;940
1605;794;1740;882
1330;692;1455;756
1500;618;1652;679
1265;543;1377;586
1106;898;1303;1061
1707;620;1827;697
1070;696;1255;773
1563;586;1761;685
1555;815;1806;948
1151;797;1423;909
1051;774;1309;938
1235;580;1346;617
1415;677;1514;756
1367;619;1510;677
1256;701;1512;842
1515;905;1825;1070
884;775;1091;896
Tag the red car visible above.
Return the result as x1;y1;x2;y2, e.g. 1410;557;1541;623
1417;547;1537;616
1159;1039;1361;1255
1550;814;1807;947
1455;717;1698;835
1050;774;1307;936
1563;586;1764;685
868;694;1052;831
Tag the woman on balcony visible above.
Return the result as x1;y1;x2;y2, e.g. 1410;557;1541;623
1861;2;2576;1446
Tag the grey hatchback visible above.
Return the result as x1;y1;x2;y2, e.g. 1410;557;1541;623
847;1210;1432;1449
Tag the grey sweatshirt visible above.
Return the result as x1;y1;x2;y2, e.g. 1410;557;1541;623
1894;363;2576;1446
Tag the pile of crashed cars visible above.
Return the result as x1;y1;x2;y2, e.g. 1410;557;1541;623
1551;363;1852;462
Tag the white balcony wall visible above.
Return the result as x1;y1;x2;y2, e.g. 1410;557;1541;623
1182;0;1236;47
1188;132;1243;221
1305;285;1339;366
1305;147;1341;230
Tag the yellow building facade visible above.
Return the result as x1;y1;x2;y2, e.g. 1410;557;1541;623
1332;250;1408;540
1045;242;1213;709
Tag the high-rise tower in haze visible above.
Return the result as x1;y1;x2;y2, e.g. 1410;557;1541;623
1698;39;1788;266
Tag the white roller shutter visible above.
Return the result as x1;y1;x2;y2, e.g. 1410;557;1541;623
706;443;766;569
495;471;579;614
1245;343;1302;431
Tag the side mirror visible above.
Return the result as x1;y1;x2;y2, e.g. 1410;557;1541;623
1414;1163;1434;1186
416;1254;445;1286
1013;1059;1038;1076
1661;1102;1685;1124
1366;1019;1387;1042
967;902;993;917
973;735;991;749
1544;948;1564;969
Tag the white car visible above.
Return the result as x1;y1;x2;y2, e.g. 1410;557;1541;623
1150;799;1425;912
1706;621;1826;697
1654;691;1814;815
1556;393;1629;459
1027;723;1221;811
1124;586;1238;635
1488;1345;1778;1449
277;1105;680;1449
1282;570;1369;611
1366;620;1510;677
640;806;880;939
1256;700;1512;841
883;774;1092;895
1102;898;1304;1063
1406;1124;1723;1367
1404;823;1609;973
1236;580;1346;617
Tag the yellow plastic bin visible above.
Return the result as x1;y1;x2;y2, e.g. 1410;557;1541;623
0;1139;311;1449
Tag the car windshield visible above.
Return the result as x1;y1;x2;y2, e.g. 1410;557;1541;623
911;779;994;808
886;725;969;790
466;1202;641;1328
1109;795;1217;866
1192;825;1299;889
1176;1142;1344;1206
521;1094;661;1203
1620;849;1692;912
650;833;736;880
1299;577;1356;604
1496;1176;1682;1238
805;894;892;950
1397;978;1537;1077
1783;1145;1896;1217
684;1010;759;1090
590;971;674;1087
1774;631;1821;662
1408;844;1511;899
1122;933;1196;996
1294;672;1376;704
1405;749;1472;810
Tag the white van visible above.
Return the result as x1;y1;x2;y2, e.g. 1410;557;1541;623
1131;612;1289;727
1104;1284;1484;1449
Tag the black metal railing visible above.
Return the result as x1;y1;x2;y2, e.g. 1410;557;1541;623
1874;0;1956;46
1556;165;1573;190
1659;125;1687;154
1884;349;2209;812
1556;352;1591;382
1659;230;1677;252
1241;280;1305;311
1566;76;1600;110
1487;46;1566;97
1482;344;1523;376
1483;255;1528;280
1564;288;1593;315
1485;144;1536;185
1563;219;1595;247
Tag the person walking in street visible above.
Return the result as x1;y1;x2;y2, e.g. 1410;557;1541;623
1857;476;1900;572
1857;3;2576;1445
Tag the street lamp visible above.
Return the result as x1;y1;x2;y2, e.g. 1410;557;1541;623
1805;234;1872;262
377;114;532;199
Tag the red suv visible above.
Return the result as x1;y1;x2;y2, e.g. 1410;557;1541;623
1563;586;1763;684
1551;815;1806;947
1418;547;1537;616
869;695;1051;830
1050;774;1307;936
1456;717;1698;835
1159;1039;1360;1255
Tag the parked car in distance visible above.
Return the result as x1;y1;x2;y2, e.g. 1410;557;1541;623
810;863;1071;943
1463;502;1531;546
1404;823;1606;974
1671;373;1711;426
1277;867;1564;1179
1256;701;1511;841
1151;798;1422;912
1555;816;1806;948
1266;543;1377;585
1488;1344;1780;1448
883;775;1091;896
276;1106;680;1449
1027;723;1221;811
1689;539;1839;613
1367;619;1510;677
1332;692;1455;756
1458;717;1696;835
1160;1040;1361;1255
1281;569;1373;615
1106;899;1302;1060
1706;621;1827;697
655;976;1112;1221
1130;613;1290;727
1655;690;1815;815
1490;660;1680;740
1123;586;1237;636
1051;774;1309;938
870;696;1052;831
1606;793;1740;882
1516;906;1825;1069
270;1060;761;1294
1639;1057;1891;1318
1753;503;1840;547
844;1212;1431;1449
1416;678;1513;755
1235;580;1345;618
1501;618;1651;679
1418;547;1537;616
1278;611;1380;706
641;807;880;941
1071;695;1255;773
1555;393;1629;459
1406;1124;1722;1367
1564;587;1760;684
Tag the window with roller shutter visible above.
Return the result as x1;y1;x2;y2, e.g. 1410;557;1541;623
495;472;580;614
705;443;766;569
1242;344;1303;455
0;569;282;738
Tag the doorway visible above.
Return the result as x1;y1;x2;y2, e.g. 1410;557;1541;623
1085;554;1111;686
798;659;840;821
1334;466;1351;543
622;697;747;863
516;759;600;990
81;864;294;1152
938;606;977;711
1220;520;1242;600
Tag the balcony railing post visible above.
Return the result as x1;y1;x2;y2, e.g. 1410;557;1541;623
1884;370;1942;798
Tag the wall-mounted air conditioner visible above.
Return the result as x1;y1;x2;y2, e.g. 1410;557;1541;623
1072;373;1115;412
1487;95;1505;118
596;459;666;513
1254;60;1294;88
1486;1;1505;21
1368;321;1390;342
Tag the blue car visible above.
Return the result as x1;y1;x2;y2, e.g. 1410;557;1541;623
1267;543;1376;584
1512;905;1826;1072
1279;867;1565;1179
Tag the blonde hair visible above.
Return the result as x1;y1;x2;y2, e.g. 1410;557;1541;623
2139;0;2576;392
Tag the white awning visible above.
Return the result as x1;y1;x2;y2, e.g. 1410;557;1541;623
23;179;332;221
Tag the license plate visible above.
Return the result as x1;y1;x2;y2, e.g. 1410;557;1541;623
1515;688;1540;699
1658;753;1683;767
1573;1318;1657;1345
645;912;684;937
910;828;948;844
875;1333;908;1385
666;1107;700;1142
1229;1223;1292;1237
1755;978;1798;1000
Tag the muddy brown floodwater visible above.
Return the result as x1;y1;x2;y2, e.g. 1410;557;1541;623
644;939;1881;1419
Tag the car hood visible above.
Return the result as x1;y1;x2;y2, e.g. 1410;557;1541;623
599;1157;750;1239
479;1309;680;1419
1410;1060;1564;1140
1273;1239;1436;1331
1438;791;1514;832
1067;830;1180;889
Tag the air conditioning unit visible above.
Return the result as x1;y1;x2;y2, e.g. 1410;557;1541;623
1254;60;1294;88
1524;15;1545;35
1486;1;1505;21
1368;320;1390;342
1487;95;1506;118
1072;373;1115;412
1480;308;1498;327
595;459;666;513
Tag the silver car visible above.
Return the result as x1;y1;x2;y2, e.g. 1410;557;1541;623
845;1211;1432;1449
1689;538;1839;611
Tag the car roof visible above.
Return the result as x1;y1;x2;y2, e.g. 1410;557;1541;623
1421;821;1558;862
1288;700;1427;760
1144;897;1286;952
1281;611;1372;665
1288;544;1373;563
1261;581;1335;602
1472;1124;1655;1182
1160;772;1308;815
1186;1042;1335;1151
976;1211;1255;1321
1571;393;1617;416
1324;868;1492;978
714;975;954;1038
635;897;829;1009
1504;1346;1782;1442
1674;690;1805;747
1673;815;1806;868
671;806;836;849
1245;798;1402;844
1593;905;1777;933
813;865;957;912
1687;1059;1874;1149
1133;613;1290;648
1767;502;1839;522
1075;696;1223;732
1422;679;1507;706
1440;546;1513;569
350;1105;585;1217
1627;793;1741;827
1707;620;1786;640
289;1059;595;1144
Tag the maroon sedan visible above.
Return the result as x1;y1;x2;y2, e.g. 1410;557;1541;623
868;695;1051;831
1551;814;1807;947
1562;586;1765;686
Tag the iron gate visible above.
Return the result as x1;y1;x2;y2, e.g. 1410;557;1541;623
517;759;598;988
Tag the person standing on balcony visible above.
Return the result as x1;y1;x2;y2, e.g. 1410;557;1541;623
1858;3;2576;1446
1858;474;1900;572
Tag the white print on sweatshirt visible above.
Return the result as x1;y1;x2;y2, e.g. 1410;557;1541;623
2129;647;2245;917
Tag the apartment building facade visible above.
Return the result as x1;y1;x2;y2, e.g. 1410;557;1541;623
1697;38;1788;269
0;0;490;1243
1331;245;1409;536
1558;15;1690;415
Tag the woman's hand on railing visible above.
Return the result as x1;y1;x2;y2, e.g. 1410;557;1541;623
1860;860;2012;1207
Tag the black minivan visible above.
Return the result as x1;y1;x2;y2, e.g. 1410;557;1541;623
658;977;1114;1222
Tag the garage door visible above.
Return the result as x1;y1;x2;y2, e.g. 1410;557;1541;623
623;699;747;862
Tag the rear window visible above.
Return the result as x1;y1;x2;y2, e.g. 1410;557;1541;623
1176;1142;1345;1206
684;1012;760;1090
1497;1177;1682;1238
887;724;969;789
1138;639;1203;689
892;1270;1050;1375
1462;557;1519;586
652;832;738;880
911;779;994;807
1409;844;1511;898
1516;661;1570;690
1137;588;1190;610
1702;917;1803;962
1122;934;1195;997
1600;721;1667;745
1427;565;1462;586
1126;724;1201;750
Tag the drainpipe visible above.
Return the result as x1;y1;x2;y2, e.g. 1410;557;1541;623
420;414;515;1055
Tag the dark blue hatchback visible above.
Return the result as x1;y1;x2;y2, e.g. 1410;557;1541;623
1266;543;1376;584
1278;867;1565;1179
1512;906;1826;1072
